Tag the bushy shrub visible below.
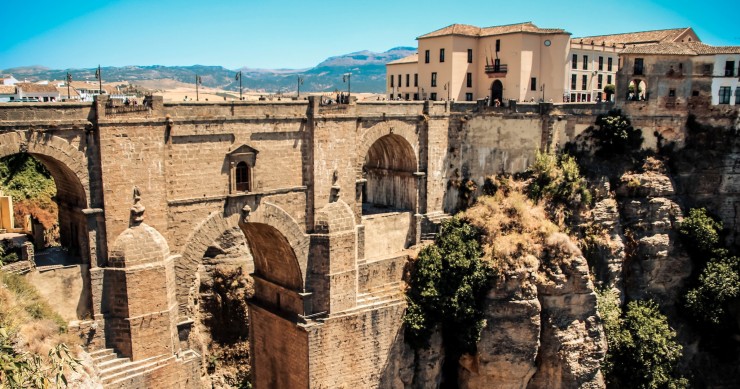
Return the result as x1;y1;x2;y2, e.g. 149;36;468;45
597;291;687;389
678;208;722;258
526;151;591;224
404;217;495;354
685;256;740;326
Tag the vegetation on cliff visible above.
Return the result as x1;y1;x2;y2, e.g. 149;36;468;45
0;271;81;388
597;289;687;389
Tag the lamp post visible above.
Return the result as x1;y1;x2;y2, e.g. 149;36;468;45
444;82;450;101
66;72;72;100
297;76;304;98
196;75;202;101
343;73;351;103
95;65;102;97
235;71;243;100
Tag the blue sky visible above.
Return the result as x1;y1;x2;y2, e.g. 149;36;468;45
1;0;737;70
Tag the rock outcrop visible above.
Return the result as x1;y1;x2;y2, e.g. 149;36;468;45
616;158;691;308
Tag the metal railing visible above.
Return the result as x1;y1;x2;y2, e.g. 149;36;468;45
484;64;508;74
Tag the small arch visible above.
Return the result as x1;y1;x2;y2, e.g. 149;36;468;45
627;79;647;101
235;161;250;192
491;80;503;104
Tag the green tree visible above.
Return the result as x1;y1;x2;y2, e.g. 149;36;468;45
685;256;740;326
597;293;687;389
404;217;495;354
592;109;644;156
678;208;722;259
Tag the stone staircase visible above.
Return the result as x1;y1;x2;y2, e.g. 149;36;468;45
89;348;174;387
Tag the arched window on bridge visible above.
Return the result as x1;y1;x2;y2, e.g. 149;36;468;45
228;144;258;194
236;161;250;192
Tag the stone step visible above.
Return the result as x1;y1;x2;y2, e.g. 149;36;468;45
97;357;133;376
88;348;116;358
101;355;172;385
92;351;119;364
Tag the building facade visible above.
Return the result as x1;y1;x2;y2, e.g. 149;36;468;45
387;22;571;103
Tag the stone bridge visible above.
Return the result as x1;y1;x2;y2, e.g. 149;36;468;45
0;97;612;388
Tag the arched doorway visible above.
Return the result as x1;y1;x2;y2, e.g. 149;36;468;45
491;80;503;105
0;132;92;322
627;79;647;101
362;134;417;214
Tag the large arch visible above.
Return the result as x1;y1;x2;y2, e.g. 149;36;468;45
362;134;418;213
177;202;309;318
0;131;91;259
356;120;420;176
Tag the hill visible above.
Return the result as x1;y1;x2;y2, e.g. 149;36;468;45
2;47;416;94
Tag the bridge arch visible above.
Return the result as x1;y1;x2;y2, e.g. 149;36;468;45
357;120;419;176
178;202;309;318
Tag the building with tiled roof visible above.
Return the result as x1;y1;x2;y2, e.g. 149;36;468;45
566;28;700;104
617;41;740;109
15;83;60;102
388;21;571;102
0;85;15;102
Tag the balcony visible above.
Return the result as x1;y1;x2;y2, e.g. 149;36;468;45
485;64;508;77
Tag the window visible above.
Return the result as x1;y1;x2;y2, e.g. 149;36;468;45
530;77;537;91
425;50;430;64
431;72;437;87
466;72;473;88
583;55;588;70
465;93;473;101
228;144;258;193
702;64;712;75
597;74;603;89
390;76;394;87
440;48;445;62
582;75;588;90
405;93;410;100
495;39;500;52
397;75;401;88
571;74;577;90
719;86;732;104
430;92;437;101
467;49;473;63
725;61;735;77
406;74;410;87
669;89;676;97
414;74;418;87
413;93;419;100
572;54;578;69
692;90;700;97
736;87;740;104
236;162;250;192
634;58;644;75
607;75;612;85
608;57;613;71
599;56;604;71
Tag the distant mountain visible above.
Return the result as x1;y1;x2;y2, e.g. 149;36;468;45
2;47;416;94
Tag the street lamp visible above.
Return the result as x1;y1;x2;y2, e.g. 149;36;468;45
235;71;243;100
343;73;351;103
541;83;545;102
444;82;450;101
297;76;304;98
95;65;102;97
196;75;202;101
66;72;72;100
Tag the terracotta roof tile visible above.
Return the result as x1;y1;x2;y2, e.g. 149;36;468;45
418;22;567;39
57;87;80;97
16;83;59;93
621;42;740;56
387;53;418;65
0;85;15;94
574;28;695;47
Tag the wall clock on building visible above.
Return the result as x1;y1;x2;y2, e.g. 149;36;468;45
544;40;551;47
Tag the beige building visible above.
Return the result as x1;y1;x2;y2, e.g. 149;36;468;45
567;28;700;102
387;22;571;103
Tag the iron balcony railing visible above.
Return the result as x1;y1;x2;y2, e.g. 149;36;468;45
484;64;508;74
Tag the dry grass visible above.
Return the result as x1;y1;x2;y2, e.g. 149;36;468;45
463;180;583;278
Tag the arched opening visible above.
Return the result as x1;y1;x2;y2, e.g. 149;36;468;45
0;151;91;321
627;79;647;101
491;80;503;105
362;134;417;214
235;161;250;192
